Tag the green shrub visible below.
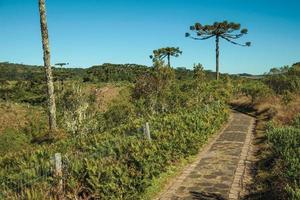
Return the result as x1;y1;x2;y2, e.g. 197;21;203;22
0;128;30;155
292;114;300;128
0;102;228;199
57;84;99;136
267;122;300;199
0;63;232;199
267;75;300;94
104;102;135;128
240;81;272;103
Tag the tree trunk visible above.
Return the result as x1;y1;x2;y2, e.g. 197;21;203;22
167;54;170;67
215;35;220;80
39;0;57;134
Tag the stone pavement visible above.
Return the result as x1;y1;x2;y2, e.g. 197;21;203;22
156;111;255;200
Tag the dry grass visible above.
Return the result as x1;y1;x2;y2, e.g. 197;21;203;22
231;93;300;199
92;85;123;112
231;93;300;124
0;102;29;133
0;102;46;134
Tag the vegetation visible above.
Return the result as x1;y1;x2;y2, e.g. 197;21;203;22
1;59;299;199
149;47;182;67
231;63;300;199
267;115;300;199
186;21;251;80
0;4;298;198
0;60;233;199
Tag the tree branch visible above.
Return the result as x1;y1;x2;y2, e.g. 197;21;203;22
220;36;249;46
188;35;214;40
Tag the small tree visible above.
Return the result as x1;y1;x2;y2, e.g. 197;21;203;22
39;0;57;135
55;62;69;91
150;47;182;67
186;21;250;80
193;63;206;81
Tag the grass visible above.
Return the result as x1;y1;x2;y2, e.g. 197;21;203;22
230;94;300;199
142;154;198;200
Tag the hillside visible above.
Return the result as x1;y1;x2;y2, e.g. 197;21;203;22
0;62;299;199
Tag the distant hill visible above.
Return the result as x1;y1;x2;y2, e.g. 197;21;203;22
0;62;218;82
0;62;86;82
237;73;264;79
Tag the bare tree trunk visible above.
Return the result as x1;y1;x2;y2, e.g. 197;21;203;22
39;0;57;134
215;35;220;80
167;54;171;67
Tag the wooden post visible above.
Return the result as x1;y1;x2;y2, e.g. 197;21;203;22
53;153;63;198
143;122;151;141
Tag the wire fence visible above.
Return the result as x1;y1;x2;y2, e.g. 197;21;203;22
1;122;152;199
1;153;64;199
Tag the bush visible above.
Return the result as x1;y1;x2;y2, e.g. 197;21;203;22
132;62;175;114
57;84;99;136
0;128;30;155
267;121;300;199
104;102;135;128
0;102;228;199
0;63;233;199
240;80;272;103
264;74;300;95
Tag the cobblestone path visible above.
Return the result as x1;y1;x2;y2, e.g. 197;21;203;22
156;111;255;200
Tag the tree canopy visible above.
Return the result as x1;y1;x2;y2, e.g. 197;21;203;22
186;21;250;80
186;21;251;47
150;47;182;67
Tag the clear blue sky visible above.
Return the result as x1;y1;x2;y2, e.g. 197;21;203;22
0;0;300;74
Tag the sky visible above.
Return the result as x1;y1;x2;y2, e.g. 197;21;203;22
0;0;300;74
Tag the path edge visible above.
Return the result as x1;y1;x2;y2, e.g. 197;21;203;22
228;116;256;199
154;112;234;200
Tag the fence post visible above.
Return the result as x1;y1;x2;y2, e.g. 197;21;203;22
53;153;63;199
143;122;151;141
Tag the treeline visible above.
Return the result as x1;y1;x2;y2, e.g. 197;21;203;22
0;62;218;105
264;62;300;94
0;62;85;82
0;62;218;83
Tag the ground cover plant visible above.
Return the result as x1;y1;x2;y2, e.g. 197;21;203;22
0;62;232;199
231;63;300;199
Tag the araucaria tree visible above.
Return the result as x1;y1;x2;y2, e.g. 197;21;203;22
186;21;250;80
39;0;57;135
150;47;182;67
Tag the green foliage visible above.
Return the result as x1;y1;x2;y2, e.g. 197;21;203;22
149;47;182;66
240;80;272;103
57;84;99;136
87;63;150;83
0;60;233;198
132;61;175;114
104;102;135;129
292;114;300;128
186;21;250;46
0;80;47;105
0;61;236;199
0;101;228;199
193;63;206;83
264;64;300;95
0;128;30;155
282;90;294;105
264;74;300;94
267;120;300;199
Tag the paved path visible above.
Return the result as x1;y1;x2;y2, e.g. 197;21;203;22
156;111;255;200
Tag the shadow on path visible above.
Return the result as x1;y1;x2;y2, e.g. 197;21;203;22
190;191;226;200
